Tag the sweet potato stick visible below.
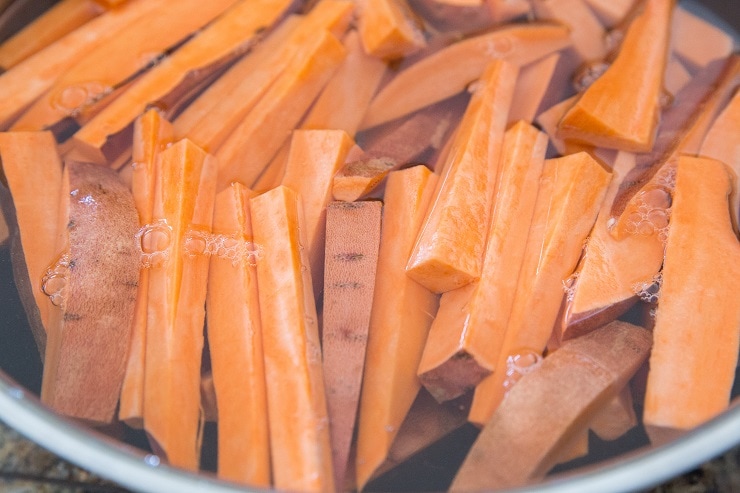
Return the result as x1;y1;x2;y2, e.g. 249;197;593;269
508;53;560;124
41;161;140;424
206;183;269;486
215;30;347;189
143;139;217;470
357;0;427;60
322;200;382;489
643;156;740;445
416;122;547;402
699;90;740;232
0;0;103;70
0;0;169;129
452;321;652;491
250;186;334;493
70;0;294;166
406;60;517;294
559;152;647;341
468;152;611;426
355;165;439;489
557;0;674;152
532;0;607;63
11;0;240;134
281;129;355;297
671;5;734;73
590;386;637;441
118;109;174;427
360;23;570;129
174;0;354;151
582;0;634;27
0;132;63;352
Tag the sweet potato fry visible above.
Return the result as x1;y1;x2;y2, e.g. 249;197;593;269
322;200;382;488
361;23;571;129
0;0;103;70
206;183;269;486
452;321;651;491
0;132;63;353
582;0;635;27
508;53;560;124
119;109;174;427
671;5;734;73
250;185;334;493
557;0;674;152
143;139;217;470
355;165;439;489
643;156;740;445
532;0;607;63
407;60;517;294
590;386;637;441
357;0;427;60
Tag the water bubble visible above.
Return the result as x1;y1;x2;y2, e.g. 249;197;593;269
384;425;396;433
136;220;172;268
573;61;610;92
485;36;513;57
51;81;110;114
624;186;672;238
184;228;209;257
42;253;71;307
502;350;542;393
144;454;160;467
562;272;579;302
632;272;662;304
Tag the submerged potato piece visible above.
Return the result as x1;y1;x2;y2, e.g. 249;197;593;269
557;0;673;152
643;156;740;444
452;321;652;491
41;161;140;424
358;0;427;60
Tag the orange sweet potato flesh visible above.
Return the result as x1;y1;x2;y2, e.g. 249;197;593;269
280;129;355;298
582;0;634;27
174;1;354;152
69;0;294;166
0;132;63;353
532;0;607;63
643;156;740;445
590;385;637;441
360;23;571;129
508;52;560;124
215;29;347;189
119;109;174;427
250;185;334;493
357;0;427;60
143;139;217;470
206;183;270;486
416;122;547;402
556;0;674;152
699;90;740;232
451;320;652;491
355;165;439;489
468;152;611;426
0;0;169;129
322;200;382;489
41;161;140;424
0;0;104;70
671;5;734;73
11;0;239;135
406;60;518;294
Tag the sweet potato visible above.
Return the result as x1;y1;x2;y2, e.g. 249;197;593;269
174;1;354;152
357;0;427;60
532;0;607;63
250;185;334;493
280;129;355;297
452;321;651;491
361;23;571;129
468;152;611;425
0;0;103;70
416;122;547;402
70;0;294;165
508;53;560;124
143;139;217;470
355;165;439;489
643;156;740;445
206;183;269;486
557;0;674;152
11;0;239;135
118;109;174;427
41;161;139;424
406;60;517;294
0;132;63;353
671;5;734;73
0;0;169;129
215;29;347;189
322;200;382;488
